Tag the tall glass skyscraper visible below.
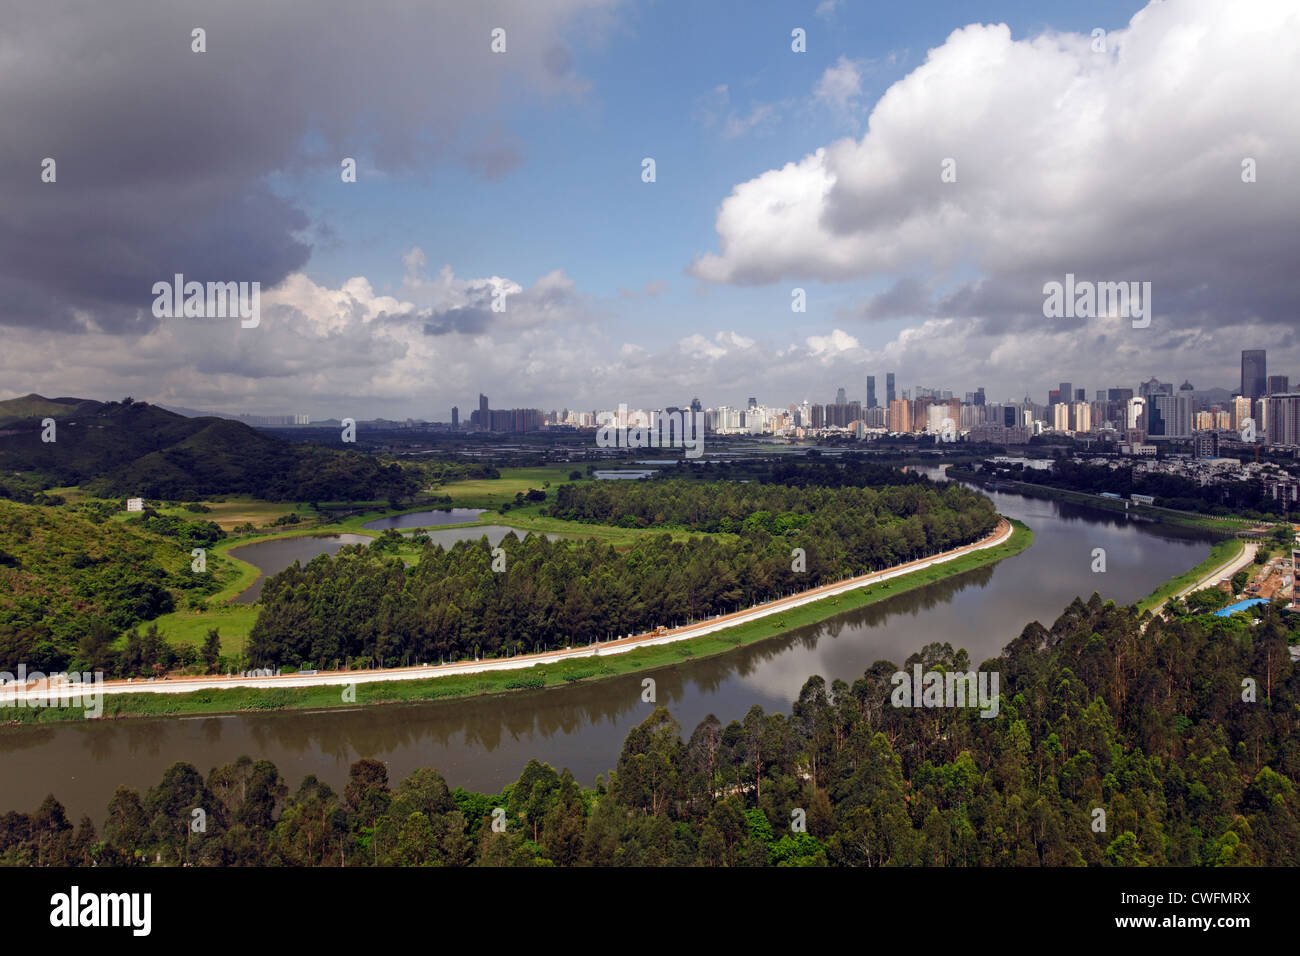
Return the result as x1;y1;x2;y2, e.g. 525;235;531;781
886;373;896;406
1241;350;1267;400
867;376;877;408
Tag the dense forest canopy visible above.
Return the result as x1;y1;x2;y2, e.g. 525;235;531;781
248;479;998;668
7;596;1297;867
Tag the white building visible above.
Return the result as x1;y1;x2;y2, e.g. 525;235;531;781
126;497;144;512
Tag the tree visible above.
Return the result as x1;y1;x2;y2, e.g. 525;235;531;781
145;762;217;865
201;628;221;673
104;786;149;855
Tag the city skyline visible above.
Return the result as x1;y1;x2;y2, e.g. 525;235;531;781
133;346;1291;428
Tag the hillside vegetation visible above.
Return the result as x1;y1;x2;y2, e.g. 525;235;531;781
0;397;417;502
0;499;231;670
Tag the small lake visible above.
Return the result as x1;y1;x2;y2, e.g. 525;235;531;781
362;508;485;530
229;534;373;603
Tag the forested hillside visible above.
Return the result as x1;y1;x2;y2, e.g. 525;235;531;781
248;480;998;668
7;595;1296;866
0;397;418;502
0;500;228;670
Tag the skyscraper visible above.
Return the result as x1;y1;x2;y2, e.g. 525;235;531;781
451;406;459;430
835;387;847;406
479;393;490;431
888;398;911;433
886;373;896;406
1241;350;1267;400
1268;375;1290;395
1266;393;1300;447
867;376;877;408
1149;394;1193;439
1057;382;1072;406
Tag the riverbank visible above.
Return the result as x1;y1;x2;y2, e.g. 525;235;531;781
947;467;1254;535
1135;537;1252;615
0;519;1033;725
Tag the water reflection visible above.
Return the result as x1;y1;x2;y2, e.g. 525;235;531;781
0;483;1215;820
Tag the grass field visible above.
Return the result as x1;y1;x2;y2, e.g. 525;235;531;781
161;498;312;531
437;464;582;508
1;520;1034;724
146;605;260;655
1134;537;1246;615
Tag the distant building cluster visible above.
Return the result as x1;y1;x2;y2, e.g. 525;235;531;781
442;349;1300;447
457;394;545;433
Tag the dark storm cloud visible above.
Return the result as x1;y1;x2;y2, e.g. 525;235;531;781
0;0;606;333
855;276;932;321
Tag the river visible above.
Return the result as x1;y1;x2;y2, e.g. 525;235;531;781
0;473;1216;818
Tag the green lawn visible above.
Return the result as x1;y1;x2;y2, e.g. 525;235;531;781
437;464;582;508
146;605;260;655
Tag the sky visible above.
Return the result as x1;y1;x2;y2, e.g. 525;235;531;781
1;0;1297;419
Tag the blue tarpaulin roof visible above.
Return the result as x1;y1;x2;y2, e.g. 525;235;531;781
1214;598;1269;617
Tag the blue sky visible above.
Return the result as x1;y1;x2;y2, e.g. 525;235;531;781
293;0;1150;345
3;0;1296;417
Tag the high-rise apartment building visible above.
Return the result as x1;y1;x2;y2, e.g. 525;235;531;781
1126;397;1146;437
1148;394;1193;439
1071;401;1091;433
888;398;911;433
1266;393;1300;447
1232;395;1253;429
1241;350;1267;400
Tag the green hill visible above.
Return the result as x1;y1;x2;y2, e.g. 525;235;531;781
0;499;230;670
0;397;418;502
0;393;100;427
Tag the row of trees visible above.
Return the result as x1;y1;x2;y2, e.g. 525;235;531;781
549;476;982;534
979;458;1299;517
7;595;1296;866
247;480;997;668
